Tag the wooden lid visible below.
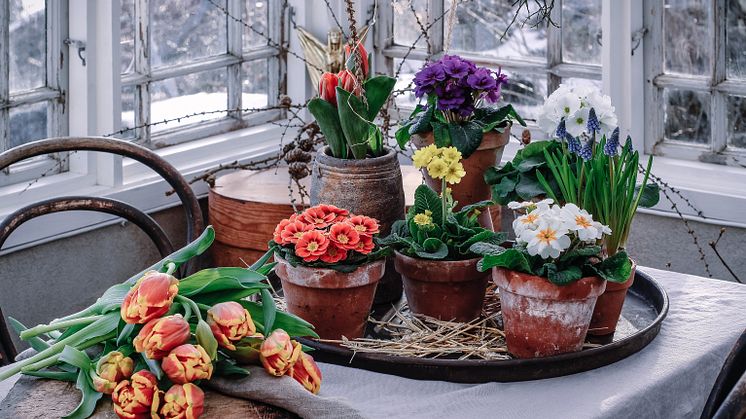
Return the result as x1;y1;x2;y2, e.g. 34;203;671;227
211;169;310;205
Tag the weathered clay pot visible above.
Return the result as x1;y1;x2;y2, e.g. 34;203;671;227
412;128;510;230
310;146;405;304
394;251;490;322
275;256;385;340
588;260;637;336
493;268;606;359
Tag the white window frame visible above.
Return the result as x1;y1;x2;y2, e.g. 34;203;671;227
0;0;69;188
643;0;746;167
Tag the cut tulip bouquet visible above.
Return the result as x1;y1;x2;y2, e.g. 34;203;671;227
270;204;389;272
0;227;322;419
478;200;632;285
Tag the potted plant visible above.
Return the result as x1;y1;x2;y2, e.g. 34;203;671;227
380;146;506;322
396;55;525;229
271;204;389;340
479;200;632;358
307;42;404;304
485;85;660;335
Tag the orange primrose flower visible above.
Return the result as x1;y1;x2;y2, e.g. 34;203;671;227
300;205;337;229
294;230;329;262
328;222;360;250
320;204;350;222
347;215;380;237
320;242;348;264
354;235;375;255
279;220;314;245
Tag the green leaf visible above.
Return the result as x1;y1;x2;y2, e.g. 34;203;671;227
457;200;495;216
491;176;518;203
408;105;434;135
337;87;372;159
448;121;483;158
459;231;507;253
58;346;92;371
241;301;318;338
214;359;251;377
431;120;451;147
413;184;443;223
635;182;660;208
515;156;546;172
196;320;218;361
396;125;412;149
9;318;50;352
469;242;506;256
544;264;583;285
414;239;449;259
521;140;556;159
260;289;277;333
559;245;602;262
190;288;266;306
116;323;136;346
23;369;78;382
478;248;532;273
62;368;103;419
178;268;267;297
141;352;164;380
308;98;347;158
362;75;396;120
515;173;547;200
591;251;633;283
484;162;513;185
130;227;215;284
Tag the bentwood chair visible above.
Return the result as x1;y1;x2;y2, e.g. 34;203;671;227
701;328;746;419
0;137;204;364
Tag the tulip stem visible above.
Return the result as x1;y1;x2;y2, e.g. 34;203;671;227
176;295;202;322
20;315;102;341
21;331;115;373
165;262;177;276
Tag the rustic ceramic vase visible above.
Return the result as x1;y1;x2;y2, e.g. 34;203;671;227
411;127;510;230
394;251;490;322
275;256;385;340
588;260;637;336
493;268;606;359
310;146;406;304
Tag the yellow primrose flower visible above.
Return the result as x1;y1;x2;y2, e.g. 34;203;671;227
412;147;433;169
424;210;432;216
441;147;462;163
427;157;449;179
413;213;433;227
444;161;466;184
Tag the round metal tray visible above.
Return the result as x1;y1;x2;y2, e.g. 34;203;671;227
297;270;669;383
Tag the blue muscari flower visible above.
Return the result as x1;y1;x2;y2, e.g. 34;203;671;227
587;108;601;133
623;135;634;153
579;139;593;161
555;119;567;139
566;133;581;154
604;127;620;156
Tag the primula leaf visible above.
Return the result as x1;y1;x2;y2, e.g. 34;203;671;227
478;248;532;273
395;125;412;149
515;156;546;172
178;268;267;297
457;200;495;216
408;105;434;136
635;182;661;208
448;121;483;158
241;301;318;338
544;264;583;285
431;120;451;147
521;140;557;159
469;242;506;256
308;98;347;158
559;245;602;263
515;173;547;200
483;163;513;185
415;239;449;259
590;251;633;283
260;289;277;334
363;75;396;120
413;184;443;223
491;176;518;203
62;368;103;419
459;231;507;253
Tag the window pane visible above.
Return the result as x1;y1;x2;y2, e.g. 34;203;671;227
727;95;746;148
562;0;602;65
392;58;423;108
393;0;429;48
243;0;269;49
120;85;137;139
9;0;46;93
501;71;546;121
121;0;135;74
560;77;602;91
9;102;47;148
448;0;546;61
151;0;228;68
726;0;746;79
242;60;269;110
150;69;228;133
664;0;710;75
663;88;710;144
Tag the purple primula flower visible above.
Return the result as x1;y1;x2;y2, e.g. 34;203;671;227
413;64;446;98
466;68;497;91
604;127;620;156
441;55;472;79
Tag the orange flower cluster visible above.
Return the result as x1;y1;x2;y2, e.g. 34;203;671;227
273;205;380;264
260;330;323;394
318;44;370;107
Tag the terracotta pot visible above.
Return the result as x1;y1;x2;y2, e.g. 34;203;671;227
393;251;490;322
493;268;606;359
310;146;405;304
588;260;637;336
275;256;385;340
412;127;510;230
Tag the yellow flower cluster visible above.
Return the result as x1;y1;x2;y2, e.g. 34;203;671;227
412;145;466;185
413;210;434;227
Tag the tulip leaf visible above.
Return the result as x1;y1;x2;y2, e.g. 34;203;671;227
189;286;267;306
9;317;50;352
336;87;371;159
140;352;165;380
362;75;396;120
116;322;136;346
196;320;219;361
215;359;251;377
62;368;103;419
58;346;93;370
241;301;318;338
260;289;277;333
23;369;78;382
308;98;347;159
178;268;267;297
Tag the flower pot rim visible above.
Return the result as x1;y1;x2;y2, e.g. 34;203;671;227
316;145;398;166
393;249;482;266
274;253;386;274
494;267;606;300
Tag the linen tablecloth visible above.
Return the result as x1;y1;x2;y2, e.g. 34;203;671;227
2;267;746;418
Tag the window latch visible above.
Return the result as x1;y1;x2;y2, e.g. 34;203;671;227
63;38;87;66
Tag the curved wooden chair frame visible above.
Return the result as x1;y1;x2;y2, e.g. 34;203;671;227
701;328;746;418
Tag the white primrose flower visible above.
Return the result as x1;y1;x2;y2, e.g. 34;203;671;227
513;211;541;237
507;199;554;212
538;85;618;139
566;107;590;137
559;203;610;241
519;217;571;259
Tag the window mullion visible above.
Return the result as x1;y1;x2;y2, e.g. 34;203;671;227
227;0;242;119
135;0;151;143
546;0;562;92
710;0;727;152
0;0;9;153
428;0;444;55
266;0;283;107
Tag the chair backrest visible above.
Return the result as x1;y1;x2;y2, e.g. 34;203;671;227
701;328;746;418
0;137;205;364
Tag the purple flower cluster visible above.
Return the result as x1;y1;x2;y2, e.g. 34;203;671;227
413;55;507;117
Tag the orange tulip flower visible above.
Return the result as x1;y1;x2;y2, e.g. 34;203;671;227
92;351;134;394
121;271;179;324
159;383;205;419
344;42;369;79
318;72;339;107
260;329;302;376
290;352;323;394
207;301;256;351
133;315;191;360
162;344;214;385
112;370;159;419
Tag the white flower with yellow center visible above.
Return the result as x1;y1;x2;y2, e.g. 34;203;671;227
507;199;554;213
519;218;571;259
559;203;611;241
512;212;541;237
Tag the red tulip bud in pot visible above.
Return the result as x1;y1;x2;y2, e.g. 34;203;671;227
318;72;339;107
344;42;369;79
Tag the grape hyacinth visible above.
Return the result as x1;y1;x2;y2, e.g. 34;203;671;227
412;55;508;122
566;133;582;154
579;139;593;161
604;127;620;156
587;108;601;134
623;135;634;153
555;119;567;139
